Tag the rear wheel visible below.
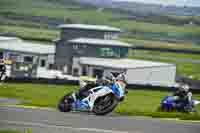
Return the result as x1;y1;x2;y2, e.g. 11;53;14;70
93;94;118;115
58;93;73;112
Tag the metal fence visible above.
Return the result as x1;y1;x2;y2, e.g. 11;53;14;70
4;77;200;93
5;77;79;85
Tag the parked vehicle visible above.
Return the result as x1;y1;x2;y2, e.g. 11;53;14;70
160;95;200;113
58;74;126;115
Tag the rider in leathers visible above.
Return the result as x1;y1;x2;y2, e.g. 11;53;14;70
173;83;192;108
73;73;127;101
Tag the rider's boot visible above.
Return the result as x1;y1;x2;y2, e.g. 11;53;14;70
71;91;84;102
71;92;78;102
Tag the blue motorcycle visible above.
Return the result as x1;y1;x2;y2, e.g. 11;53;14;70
58;76;126;115
160;96;200;113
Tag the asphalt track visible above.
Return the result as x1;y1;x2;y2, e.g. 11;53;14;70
0;106;200;133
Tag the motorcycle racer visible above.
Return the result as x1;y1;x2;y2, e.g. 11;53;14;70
173;83;192;105
72;73;127;102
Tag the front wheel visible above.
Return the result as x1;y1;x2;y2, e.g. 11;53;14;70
58;93;73;112
93;94;119;115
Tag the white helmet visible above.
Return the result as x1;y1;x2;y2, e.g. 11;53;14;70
182;84;190;92
116;73;126;83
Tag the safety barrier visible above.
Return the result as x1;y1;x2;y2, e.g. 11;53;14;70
4;77;200;93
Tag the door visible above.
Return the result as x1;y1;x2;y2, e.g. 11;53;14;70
93;69;104;79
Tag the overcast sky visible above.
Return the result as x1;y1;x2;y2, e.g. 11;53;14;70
114;0;200;7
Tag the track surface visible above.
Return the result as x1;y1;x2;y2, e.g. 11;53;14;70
0;106;199;133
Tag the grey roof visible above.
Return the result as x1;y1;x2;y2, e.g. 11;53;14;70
0;36;55;54
79;57;175;69
68;38;132;47
59;24;121;32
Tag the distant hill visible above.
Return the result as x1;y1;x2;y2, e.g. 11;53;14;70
74;0;200;26
75;0;200;16
0;0;200;44
112;1;200;17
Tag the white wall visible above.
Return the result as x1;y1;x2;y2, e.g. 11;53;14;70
47;54;55;65
87;67;125;78
36;68;62;79
126;65;176;87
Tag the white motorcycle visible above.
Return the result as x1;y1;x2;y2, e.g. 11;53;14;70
58;75;126;115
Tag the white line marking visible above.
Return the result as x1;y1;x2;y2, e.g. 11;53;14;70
0;120;141;133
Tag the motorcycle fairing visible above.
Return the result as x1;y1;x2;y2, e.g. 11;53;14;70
111;82;125;99
72;86;113;111
71;82;125;112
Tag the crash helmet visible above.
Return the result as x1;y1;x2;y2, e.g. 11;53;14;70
182;84;190;92
177;83;189;92
116;73;126;82
115;73;127;91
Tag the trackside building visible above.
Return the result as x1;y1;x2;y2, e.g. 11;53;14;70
78;57;176;86
0;36;55;78
55;24;176;87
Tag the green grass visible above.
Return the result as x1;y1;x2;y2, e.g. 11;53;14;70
0;83;200;120
134;50;200;61
111;20;200;36
0;25;58;42
0;0;114;25
0;83;78;107
116;89;200;120
0;130;20;133
121;37;200;51
0;0;200;44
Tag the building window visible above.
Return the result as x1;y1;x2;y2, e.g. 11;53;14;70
112;34;118;39
98;48;116;57
104;33;111;40
40;59;46;67
104;33;118;40
24;56;33;63
48;64;54;70
73;44;79;50
10;54;20;62
14;62;30;72
82;66;87;76
73;68;79;77
93;69;103;79
97;47;128;58
0;51;3;59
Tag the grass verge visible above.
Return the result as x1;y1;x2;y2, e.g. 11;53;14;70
115;89;200;120
0;83;200;120
1;0;200;44
0;83;77;107
0;25;58;42
0;130;20;133
121;37;200;52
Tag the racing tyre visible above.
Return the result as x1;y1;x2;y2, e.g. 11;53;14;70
58;93;72;112
93;94;118;115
